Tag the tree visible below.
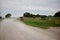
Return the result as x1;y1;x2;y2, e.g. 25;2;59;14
0;16;2;19
54;11;60;17
5;13;11;18
54;11;60;26
36;14;40;17
23;12;47;18
23;12;31;17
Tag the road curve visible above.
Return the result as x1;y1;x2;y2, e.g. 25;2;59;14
0;18;59;40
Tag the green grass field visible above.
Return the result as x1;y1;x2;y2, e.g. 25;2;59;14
21;17;60;29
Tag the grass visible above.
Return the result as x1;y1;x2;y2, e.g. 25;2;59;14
20;17;60;29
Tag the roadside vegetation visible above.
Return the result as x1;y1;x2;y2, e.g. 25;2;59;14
21;17;56;29
19;11;60;29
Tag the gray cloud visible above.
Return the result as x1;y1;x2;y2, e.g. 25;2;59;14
23;0;60;9
0;0;60;17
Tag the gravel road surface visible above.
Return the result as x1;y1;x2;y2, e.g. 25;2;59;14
0;18;60;40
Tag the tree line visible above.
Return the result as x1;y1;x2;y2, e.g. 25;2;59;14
23;11;60;18
23;12;47;18
0;11;60;19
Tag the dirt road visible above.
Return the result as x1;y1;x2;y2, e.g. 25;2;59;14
0;18;60;40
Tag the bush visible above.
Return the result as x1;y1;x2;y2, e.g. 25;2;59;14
20;17;23;21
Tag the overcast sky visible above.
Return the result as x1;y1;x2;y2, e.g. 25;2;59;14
0;0;60;17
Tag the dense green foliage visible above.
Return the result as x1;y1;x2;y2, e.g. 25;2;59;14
5;13;11;18
23;12;47;18
54;11;60;17
0;16;2;19
23;12;31;17
20;11;60;29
